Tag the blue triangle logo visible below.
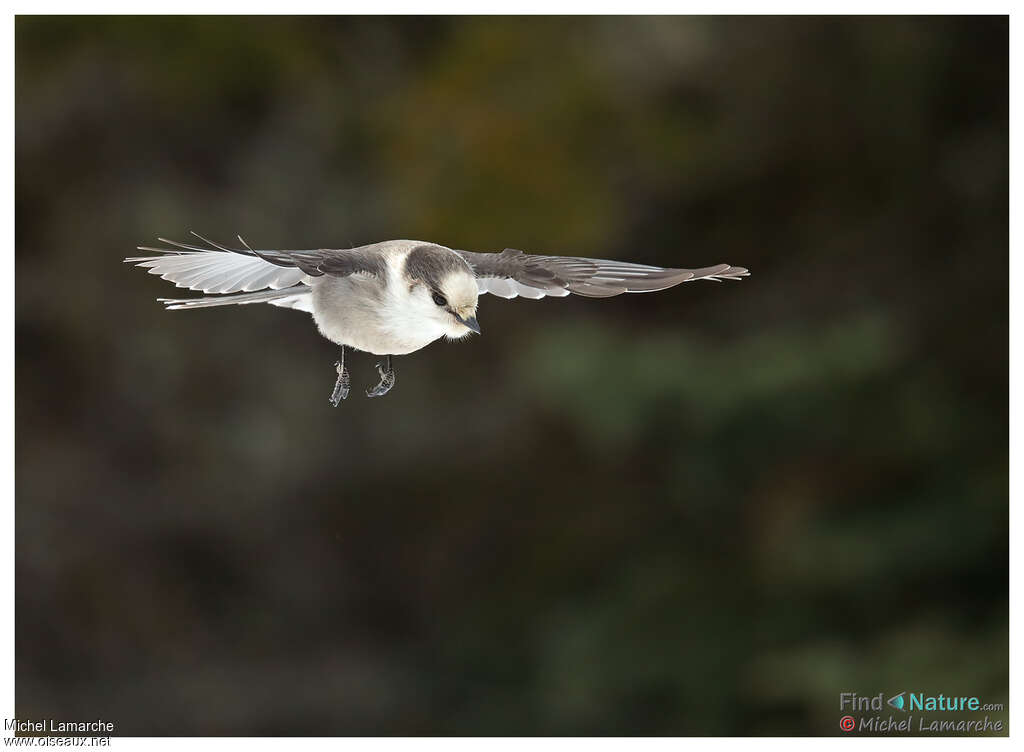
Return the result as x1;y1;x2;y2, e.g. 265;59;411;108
888;692;905;711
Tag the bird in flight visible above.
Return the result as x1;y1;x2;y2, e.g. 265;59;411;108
127;233;749;404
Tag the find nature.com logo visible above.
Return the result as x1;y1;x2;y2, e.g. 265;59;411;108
838;691;1005;734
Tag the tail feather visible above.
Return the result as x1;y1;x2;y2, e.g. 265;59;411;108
159;286;312;312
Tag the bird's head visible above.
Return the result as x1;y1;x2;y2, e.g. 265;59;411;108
404;245;480;339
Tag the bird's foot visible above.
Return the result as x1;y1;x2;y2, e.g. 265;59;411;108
329;359;351;406
366;361;396;398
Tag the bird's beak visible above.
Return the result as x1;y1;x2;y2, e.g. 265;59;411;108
457;313;481;334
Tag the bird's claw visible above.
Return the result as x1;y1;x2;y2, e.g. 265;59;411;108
329;360;350;406
366;362;396;398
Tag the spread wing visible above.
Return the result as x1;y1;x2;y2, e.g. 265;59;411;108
125;232;386;294
454;248;749;299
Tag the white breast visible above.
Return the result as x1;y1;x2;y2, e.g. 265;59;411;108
308;252;448;355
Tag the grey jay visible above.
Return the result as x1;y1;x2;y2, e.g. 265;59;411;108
127;233;749;404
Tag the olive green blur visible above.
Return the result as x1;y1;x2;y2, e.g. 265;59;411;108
15;16;1007;736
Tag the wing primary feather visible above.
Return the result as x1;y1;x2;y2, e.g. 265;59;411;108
155;237;211;253
188;230;235;252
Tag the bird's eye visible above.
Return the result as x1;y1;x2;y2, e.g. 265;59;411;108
432;293;447;307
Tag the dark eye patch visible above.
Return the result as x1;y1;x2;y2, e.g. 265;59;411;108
432;292;447;307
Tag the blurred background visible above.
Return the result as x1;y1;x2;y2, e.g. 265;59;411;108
15;16;1007;736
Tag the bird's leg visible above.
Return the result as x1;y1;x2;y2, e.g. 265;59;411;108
329;346;351;407
366;355;396;398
